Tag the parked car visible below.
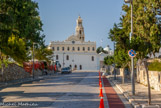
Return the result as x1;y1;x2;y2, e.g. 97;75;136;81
66;67;72;73
61;67;71;74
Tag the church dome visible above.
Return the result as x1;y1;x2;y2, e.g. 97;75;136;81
104;45;110;52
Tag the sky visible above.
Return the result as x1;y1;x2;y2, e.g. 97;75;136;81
34;0;124;50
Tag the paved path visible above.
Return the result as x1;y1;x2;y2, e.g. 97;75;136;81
0;71;100;108
108;75;161;108
103;76;125;108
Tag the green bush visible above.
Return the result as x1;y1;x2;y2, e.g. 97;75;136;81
148;60;161;71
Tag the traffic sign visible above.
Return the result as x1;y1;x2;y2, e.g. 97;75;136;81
128;49;136;57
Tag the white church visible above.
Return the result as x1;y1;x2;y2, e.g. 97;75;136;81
48;16;113;70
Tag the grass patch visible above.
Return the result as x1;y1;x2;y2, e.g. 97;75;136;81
148;60;161;71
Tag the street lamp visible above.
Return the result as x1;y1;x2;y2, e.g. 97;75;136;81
124;0;135;95
113;42;117;80
124;0;132;3
63;52;65;68
32;42;37;79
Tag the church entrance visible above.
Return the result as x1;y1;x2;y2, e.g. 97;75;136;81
74;65;77;70
80;65;82;70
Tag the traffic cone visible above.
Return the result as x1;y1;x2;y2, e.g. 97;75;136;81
99;97;104;108
99;87;104;97
99;76;101;82
99;75;101;80
99;82;102;88
99;80;101;86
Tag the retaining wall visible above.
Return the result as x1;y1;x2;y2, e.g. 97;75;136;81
137;66;161;91
0;63;53;82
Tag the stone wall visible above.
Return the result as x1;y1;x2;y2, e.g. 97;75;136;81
0;63;51;82
0;63;31;82
106;63;161;91
137;65;161;91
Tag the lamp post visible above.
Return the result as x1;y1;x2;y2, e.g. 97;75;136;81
32;42;37;79
114;40;116;80
124;0;135;95
63;52;65;68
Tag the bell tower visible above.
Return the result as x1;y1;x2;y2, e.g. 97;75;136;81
75;16;85;42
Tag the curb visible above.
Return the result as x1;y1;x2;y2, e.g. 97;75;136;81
107;76;141;108
110;79;141;108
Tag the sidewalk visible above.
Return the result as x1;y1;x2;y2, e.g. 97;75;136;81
107;75;161;108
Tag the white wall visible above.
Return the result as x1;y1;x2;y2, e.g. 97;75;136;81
53;52;98;70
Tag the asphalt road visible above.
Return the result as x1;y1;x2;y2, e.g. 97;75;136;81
0;71;100;108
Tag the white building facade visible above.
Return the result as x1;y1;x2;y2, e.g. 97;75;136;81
48;16;98;70
48;16;113;70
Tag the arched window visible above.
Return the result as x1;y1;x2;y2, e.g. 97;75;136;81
62;47;64;51
83;47;85;51
52;47;54;51
91;56;94;61
78;47;80;51
80;65;82;70
72;47;75;51
92;47;95;51
66;55;69;60
57;47;59;51
67;47;70;51
88;47;90;51
79;30;81;34
56;55;59;60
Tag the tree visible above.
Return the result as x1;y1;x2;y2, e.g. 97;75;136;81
110;0;161;104
96;46;104;54
5;34;29;63
34;46;53;63
0;52;8;75
0;0;45;64
123;1;161;105
104;55;114;75
109;23;131;83
104;56;114;66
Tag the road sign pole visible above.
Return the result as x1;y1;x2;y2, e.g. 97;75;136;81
131;57;135;95
131;1;135;95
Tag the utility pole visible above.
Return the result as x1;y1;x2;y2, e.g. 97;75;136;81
32;43;35;79
114;42;116;80
131;0;135;95
32;42;37;79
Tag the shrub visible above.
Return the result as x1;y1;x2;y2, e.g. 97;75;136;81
148;60;161;71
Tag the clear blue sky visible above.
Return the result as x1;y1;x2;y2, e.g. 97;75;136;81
34;0;124;50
